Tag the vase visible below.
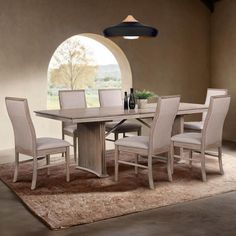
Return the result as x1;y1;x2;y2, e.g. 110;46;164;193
137;99;148;109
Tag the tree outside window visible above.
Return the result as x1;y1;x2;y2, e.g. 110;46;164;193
48;35;121;108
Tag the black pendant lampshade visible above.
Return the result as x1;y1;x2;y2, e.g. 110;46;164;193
103;15;158;39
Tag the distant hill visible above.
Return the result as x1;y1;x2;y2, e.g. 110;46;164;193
95;64;121;80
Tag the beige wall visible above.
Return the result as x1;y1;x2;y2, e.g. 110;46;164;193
0;0;210;150
211;0;236;141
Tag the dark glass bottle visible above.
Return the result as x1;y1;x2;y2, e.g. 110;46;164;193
124;91;128;110
129;88;136;109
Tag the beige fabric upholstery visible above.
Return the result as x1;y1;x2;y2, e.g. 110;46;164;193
203;96;230;147
150;96;180;154
173;95;230;148
5;98;36;156
59;90;86;134
171;95;231;182
99;89;123;107
105;121;141;133
37;138;70;151
202;88;228;122
171;132;202;145
59;90;86;162
5;97;71;190
59;90;87;109
98;89;141;140
115;96;180;189
115;136;149;149
184;88;228;131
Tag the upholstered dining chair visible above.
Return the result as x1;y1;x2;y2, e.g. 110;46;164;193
5;97;71;190
114;95;180;189
59;90;86;163
98;89;142;141
184;88;228;131
171;95;230;182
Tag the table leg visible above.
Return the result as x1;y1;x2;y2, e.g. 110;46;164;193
76;122;108;177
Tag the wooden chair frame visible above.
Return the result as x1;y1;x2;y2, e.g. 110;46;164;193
115;95;180;189
184;88;228;132
6;97;71;190
172;95;231;181
59;90;87;163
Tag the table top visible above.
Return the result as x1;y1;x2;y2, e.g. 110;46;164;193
35;103;208;124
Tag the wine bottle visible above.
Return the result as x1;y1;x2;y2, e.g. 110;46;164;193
129;88;136;109
124;91;128;110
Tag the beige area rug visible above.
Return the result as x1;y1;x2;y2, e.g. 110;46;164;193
0;150;236;230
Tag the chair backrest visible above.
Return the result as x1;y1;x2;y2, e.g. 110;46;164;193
98;89;123;107
202;88;228;122
149;96;180;154
59;90;87;109
202;95;230;147
5;97;36;156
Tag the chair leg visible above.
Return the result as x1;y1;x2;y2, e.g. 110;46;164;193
123;133;125;138
77;137;79;165
218;146;224;175
170;142;174;174
200;150;207;182
189;150;193;168
134;154;138;174
31;157;38;190
180;147;184;159
62;132;65;157
46;155;50;176
167;151;173;182
114;146;119;181
138;128;141;136
148;154;154;189
73;135;77;163
13;151;19;183
114;133;119;141
65;147;70;182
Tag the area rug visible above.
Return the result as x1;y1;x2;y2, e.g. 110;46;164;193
0;150;236;230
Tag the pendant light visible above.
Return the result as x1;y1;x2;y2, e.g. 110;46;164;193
103;15;158;39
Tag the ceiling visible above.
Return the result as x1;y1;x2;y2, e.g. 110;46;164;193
201;0;220;12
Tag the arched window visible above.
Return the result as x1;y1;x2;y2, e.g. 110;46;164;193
47;33;132;108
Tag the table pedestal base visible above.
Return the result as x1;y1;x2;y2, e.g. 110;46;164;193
77;122;107;177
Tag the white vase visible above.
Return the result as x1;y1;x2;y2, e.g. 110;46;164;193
137;99;148;109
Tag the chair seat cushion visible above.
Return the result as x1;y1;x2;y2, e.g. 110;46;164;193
63;124;77;134
184;121;203;130
105;121;141;133
37;137;70;151
171;132;202;145
115;136;149;149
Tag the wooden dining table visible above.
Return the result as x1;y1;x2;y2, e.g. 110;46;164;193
35;103;208;177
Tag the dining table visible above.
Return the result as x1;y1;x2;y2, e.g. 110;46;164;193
35;103;208;177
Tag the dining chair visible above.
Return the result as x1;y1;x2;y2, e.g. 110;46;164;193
59;90;86;163
114;95;180;189
184;88;228;131
171;95;230;182
5;97;71;190
98;89;142;141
